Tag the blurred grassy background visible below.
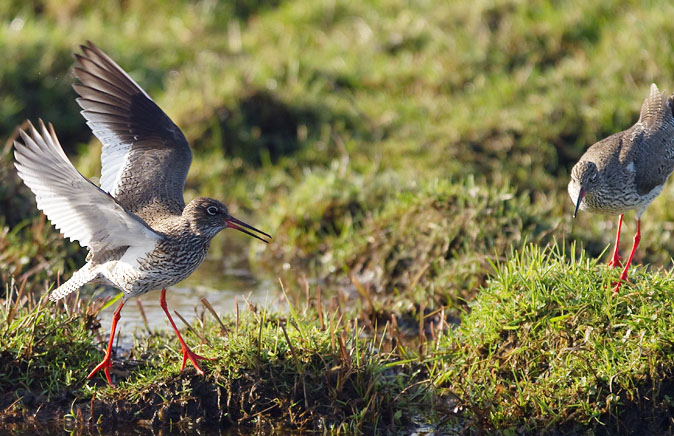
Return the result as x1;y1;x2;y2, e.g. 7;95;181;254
2;0;674;313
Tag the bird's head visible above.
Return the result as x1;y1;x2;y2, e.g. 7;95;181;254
569;160;599;218
184;197;271;242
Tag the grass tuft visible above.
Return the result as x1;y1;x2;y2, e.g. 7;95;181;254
0;283;103;424
438;243;674;434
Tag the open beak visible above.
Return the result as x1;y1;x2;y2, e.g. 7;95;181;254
226;215;272;243
573;188;585;219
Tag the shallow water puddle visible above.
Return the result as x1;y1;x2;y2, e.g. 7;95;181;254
96;251;280;347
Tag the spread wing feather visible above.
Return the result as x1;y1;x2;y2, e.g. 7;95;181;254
13;120;161;253
73;41;192;218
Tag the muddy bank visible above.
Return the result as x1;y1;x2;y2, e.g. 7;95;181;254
2;360;430;433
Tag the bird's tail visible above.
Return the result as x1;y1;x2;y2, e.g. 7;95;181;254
49;265;97;302
640;83;674;129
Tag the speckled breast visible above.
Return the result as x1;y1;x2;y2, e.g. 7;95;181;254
569;180;664;216
123;236;211;298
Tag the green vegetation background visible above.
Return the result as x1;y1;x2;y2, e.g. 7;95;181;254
3;0;674;434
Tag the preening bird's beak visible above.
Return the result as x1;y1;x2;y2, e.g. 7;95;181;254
226;216;272;243
573;188;585;219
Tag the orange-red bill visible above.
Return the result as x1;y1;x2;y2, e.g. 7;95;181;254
226;216;271;243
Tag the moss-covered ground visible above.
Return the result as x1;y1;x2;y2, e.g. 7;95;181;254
4;0;674;434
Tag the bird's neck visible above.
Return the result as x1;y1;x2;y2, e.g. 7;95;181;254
181;216;221;240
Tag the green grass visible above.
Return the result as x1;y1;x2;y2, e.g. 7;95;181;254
0;287;102;401
5;0;674;283
0;279;437;433
437;243;674;434
262;175;560;320
6;243;674;434
102;302;430;432
5;0;674;434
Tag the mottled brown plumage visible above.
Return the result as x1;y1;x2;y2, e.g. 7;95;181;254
13;42;271;387
568;84;674;292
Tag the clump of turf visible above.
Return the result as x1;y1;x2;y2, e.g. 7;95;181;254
88;294;435;433
0;279;440;434
0;287;103;424
437;243;674;434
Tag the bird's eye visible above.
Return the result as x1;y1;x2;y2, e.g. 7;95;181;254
591;174;598;182
206;206;218;216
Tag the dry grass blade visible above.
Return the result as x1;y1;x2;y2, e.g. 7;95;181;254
201;297;227;333
234;295;240;334
136;299;151;335
174;310;209;345
351;273;374;314
4;276;27;334
316;285;324;330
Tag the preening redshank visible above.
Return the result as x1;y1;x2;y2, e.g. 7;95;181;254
569;83;674;292
13;42;271;387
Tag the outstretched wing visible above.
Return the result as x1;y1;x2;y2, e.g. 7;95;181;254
72;41;192;219
13;120;161;254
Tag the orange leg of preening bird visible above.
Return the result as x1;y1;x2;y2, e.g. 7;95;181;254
88;299;125;387
159;288;215;374
608;214;623;268
613;219;640;293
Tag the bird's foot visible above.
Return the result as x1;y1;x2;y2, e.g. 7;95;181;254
612;280;628;293
607;255;622;268
180;344;216;374
88;356;115;387
611;274;633;293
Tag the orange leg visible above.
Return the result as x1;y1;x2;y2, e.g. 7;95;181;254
88;299;125;387
159;288;215;374
608;214;623;268
614;219;640;293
